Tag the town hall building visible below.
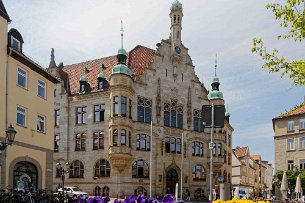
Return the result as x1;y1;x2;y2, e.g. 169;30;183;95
49;0;234;199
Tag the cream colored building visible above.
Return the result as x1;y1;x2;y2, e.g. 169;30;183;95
273;102;305;172
49;0;234;199
0;0;59;191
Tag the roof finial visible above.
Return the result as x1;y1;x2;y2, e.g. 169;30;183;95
120;20;124;49
48;48;57;69
214;53;217;77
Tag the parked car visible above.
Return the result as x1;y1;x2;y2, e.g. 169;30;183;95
54;186;89;199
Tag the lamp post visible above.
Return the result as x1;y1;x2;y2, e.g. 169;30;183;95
0;124;17;150
56;162;70;192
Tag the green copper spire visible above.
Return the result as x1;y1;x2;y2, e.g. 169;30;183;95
208;54;223;100
171;0;183;12
111;21;132;77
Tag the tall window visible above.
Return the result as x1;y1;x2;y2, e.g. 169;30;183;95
223;130;227;144
121;97;127;117
121;129;126;145
129;99;132;119
192;165;206;181
212;143;216;156
137;97;152;123
54;135;59;152
164;101;183;128
113;96;119;116
287;160;294;170
37;80;46;99
223;150;227;163
54;109;60;126
228;134;231;147
37;115;45;133
102;186;110;196
113;129;118;146
17;67;27;88
300;119;305;130
94;159;111;177
94;104;105;122
300;159;305;170
16;106;26;127
287;138;294;150
94;186;101;196
75;133;86;151
218;143;222;156
300;137;305;149
193;109;203;132
69;160;84;178
136;134;150;151
192;141;203;157
165;136;181;154
132;160;149;178
288;121;294;131
76;106;87;124
93;131;104;150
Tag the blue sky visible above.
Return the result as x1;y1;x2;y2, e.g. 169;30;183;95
4;0;304;165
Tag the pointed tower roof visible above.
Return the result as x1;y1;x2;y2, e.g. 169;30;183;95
171;0;183;12
111;21;132;77
48;48;57;69
0;0;10;22
208;54;223;100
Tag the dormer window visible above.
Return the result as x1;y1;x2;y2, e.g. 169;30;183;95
98;80;104;90
11;36;20;50
80;83;86;93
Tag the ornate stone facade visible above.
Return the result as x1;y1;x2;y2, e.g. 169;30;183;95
50;1;233;199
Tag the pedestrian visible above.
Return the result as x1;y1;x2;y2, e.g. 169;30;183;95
186;189;191;202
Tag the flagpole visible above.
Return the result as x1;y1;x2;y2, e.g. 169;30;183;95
150;120;153;197
180;132;183;200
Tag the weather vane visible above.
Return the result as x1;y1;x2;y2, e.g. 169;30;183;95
120;20;124;49
214;53;217;77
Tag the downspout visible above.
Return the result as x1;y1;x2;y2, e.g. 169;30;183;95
5;48;12;129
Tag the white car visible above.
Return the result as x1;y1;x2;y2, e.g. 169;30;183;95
56;186;89;199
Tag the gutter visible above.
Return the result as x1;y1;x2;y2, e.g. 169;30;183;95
5;47;12;128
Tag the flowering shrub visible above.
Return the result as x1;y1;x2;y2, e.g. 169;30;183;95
113;194;185;203
212;198;270;203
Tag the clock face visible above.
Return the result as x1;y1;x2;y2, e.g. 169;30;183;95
175;46;181;54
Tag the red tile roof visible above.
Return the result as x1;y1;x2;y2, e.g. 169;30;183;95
273;103;305;120
251;155;261;161
61;45;155;95
233;146;248;158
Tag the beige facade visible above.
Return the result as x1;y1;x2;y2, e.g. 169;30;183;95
50;1;234;199
273;105;305;172
232;147;272;198
0;0;59;191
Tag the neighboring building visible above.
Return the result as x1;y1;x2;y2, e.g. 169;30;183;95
0;0;59;191
50;0;234;199
273;102;305;172
232;147;272;198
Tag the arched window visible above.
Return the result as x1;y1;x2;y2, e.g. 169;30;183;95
177;106;183;129
194;188;205;199
93;131;104;150
177;15;180;23
174;15;176;23
192;141;204;157
136;134;150;151
94;159;111;177
192;165;206;181
134;186;147;196
223;170;227;183
75;133;86;151
102;186;110;196
193;109;203;132
113;129;118;146
69;160;84;178
13;161;38;192
137;97;152;123
165;136;181;154
94;186;101;196
132;160;149;178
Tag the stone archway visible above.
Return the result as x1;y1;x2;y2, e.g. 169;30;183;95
9;156;42;190
166;168;179;195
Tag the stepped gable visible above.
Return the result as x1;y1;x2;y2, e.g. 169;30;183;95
61;45;155;95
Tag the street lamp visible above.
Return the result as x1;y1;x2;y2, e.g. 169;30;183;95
0;124;17;150
56;162;70;192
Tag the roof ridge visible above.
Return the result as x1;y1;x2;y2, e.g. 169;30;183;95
274;101;305;119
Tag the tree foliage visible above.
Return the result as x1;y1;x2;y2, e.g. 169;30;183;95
252;0;305;85
274;169;305;193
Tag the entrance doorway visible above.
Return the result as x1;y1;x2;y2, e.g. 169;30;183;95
166;168;178;195
13;161;38;192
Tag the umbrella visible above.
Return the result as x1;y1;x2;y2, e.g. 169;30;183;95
295;175;302;200
280;171;288;200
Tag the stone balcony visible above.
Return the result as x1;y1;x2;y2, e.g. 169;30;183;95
207;155;225;169
109;146;132;172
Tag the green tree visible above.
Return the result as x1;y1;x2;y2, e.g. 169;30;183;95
252;0;305;85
